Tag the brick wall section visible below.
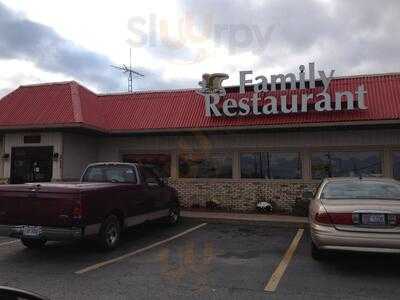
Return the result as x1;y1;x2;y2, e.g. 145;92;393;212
167;179;320;214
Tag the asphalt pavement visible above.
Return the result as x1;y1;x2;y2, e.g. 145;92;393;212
0;220;399;299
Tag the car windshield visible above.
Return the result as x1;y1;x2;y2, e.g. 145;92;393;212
82;165;137;183
322;180;400;200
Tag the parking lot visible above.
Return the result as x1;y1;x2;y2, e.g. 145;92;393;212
0;219;400;299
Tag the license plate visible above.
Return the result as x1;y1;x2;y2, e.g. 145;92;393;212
361;214;386;226
22;226;42;237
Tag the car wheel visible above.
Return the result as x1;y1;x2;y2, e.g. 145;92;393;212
99;215;121;251
311;242;325;260
166;207;180;225
21;238;46;249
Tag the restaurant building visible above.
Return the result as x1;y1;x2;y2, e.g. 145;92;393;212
0;68;400;214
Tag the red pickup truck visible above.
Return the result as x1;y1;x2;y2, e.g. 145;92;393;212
0;162;180;250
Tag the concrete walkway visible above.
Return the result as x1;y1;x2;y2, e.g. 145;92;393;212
181;210;308;228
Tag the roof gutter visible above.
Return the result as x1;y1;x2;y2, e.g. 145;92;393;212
0;122;108;134
106;119;400;135
0;119;399;135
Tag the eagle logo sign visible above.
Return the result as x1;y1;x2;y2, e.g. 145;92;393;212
197;73;229;96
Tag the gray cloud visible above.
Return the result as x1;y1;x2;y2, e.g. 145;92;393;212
0;1;197;93
2;0;399;95
177;0;400;75
0;2;125;92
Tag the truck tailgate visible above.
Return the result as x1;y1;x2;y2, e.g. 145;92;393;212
0;187;80;227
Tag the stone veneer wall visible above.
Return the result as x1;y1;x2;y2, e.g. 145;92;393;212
167;179;320;214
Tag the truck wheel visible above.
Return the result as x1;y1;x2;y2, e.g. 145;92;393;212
21;238;46;249
99;215;121;251
165;207;180;225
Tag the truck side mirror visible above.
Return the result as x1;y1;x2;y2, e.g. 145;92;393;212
145;178;160;187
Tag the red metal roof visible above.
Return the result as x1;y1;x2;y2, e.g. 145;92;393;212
0;73;399;133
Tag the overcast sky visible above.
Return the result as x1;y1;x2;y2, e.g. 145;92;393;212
0;0;399;97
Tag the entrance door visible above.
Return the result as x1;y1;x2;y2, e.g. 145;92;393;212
10;146;53;184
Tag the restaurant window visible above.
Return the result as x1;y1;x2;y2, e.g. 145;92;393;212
122;154;171;177
179;153;233;178
393;151;400;179
311;151;382;179
240;152;301;179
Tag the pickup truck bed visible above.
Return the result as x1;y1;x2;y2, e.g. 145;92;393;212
0;163;180;250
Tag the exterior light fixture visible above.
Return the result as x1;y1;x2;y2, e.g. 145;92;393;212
53;153;60;161
2;153;9;160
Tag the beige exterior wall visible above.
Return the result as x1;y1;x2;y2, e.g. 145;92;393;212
97;128;400;178
98;128;400;153
94;128;400;213
3;132;63;181
2;128;400;213
0;135;4;179
1;132;99;183
61;133;99;181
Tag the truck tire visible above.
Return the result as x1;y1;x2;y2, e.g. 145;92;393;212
165;207;180;225
21;238;46;249
98;215;121;251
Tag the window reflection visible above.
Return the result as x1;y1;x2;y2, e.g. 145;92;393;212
123;154;171;177
240;152;301;179
179;153;233;178
311;151;382;179
393;151;400;179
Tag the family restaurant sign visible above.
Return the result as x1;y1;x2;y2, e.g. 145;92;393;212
198;62;368;117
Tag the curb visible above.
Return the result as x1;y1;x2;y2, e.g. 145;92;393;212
181;215;309;228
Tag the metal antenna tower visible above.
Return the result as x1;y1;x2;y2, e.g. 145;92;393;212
111;48;144;92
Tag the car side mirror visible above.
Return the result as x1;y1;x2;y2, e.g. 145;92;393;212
302;191;314;200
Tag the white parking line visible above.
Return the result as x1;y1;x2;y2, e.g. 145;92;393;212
0;240;19;247
264;229;304;292
75;223;208;275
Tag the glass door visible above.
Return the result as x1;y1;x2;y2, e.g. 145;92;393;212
10;146;53;184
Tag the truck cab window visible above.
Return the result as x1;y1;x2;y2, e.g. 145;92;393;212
83;165;137;184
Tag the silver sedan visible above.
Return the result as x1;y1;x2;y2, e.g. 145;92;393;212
308;177;400;259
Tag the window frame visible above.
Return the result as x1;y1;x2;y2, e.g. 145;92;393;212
115;147;388;182
391;149;400;180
